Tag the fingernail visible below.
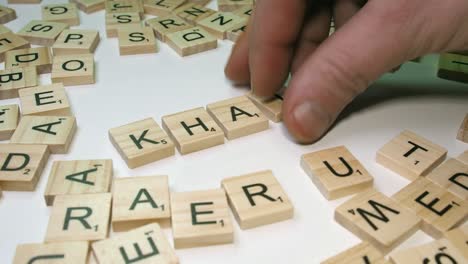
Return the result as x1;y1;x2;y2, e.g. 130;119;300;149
293;101;330;141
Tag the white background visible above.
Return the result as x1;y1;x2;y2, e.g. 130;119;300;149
0;0;467;263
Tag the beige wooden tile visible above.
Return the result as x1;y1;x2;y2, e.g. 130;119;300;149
188;0;211;5
92;223;178;264
171;188;234;249
427;158;468;200
227;21;247;42
162;107;224;154
10;115;77;154
166;26;217;56
221;170;293;229
105;0;144;16
0;5;17;24
0;144;49;191
44;159;113;206
301;146;374;200
444;224;468;260
438;53;468;83
17;20;68;46
335;188;421;253
51;54;95;86
0;25;11;35
232;5;253;18
146;15;192;42
45;193;112;242
0;32;30;63
376;130;447;180
53;29;100;55
197;12;246;39
174;3;215;25
217;0;253;12
19;83;72;116
390;238;466;264
118;27;158;55
246;91;284;123
13;241;89;264
458;151;468;164
143;0;186;16
42;3;80;26
5;47;53;74
321;242;385;264
0;104;20;140
457;114;468;143
105;12;142;38
71;0;105;14
393;177;467;238
109;118;175;168
112;176;171;232
207;95;268;140
8;0;41;3
0;67;38;99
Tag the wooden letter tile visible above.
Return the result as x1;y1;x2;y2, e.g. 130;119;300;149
0;67;38;99
13;241;89;264
335;188;421;253
45;193;112;242
217;0;253;12
44;159;113;206
444;224;468;260
17;20;68;46
227;21;247;42
52;29;100;55
162;107;224;154
438;53;468;83
112;176;170;231
92;223;178;264
0;32;30;63
171;189;234;248
0;144;49;191
207;95;268;140
0;104;20;140
0;25;11;35
71;0;105;14
458;151;468;164
146;15;192;42
118;27;158;55
233;5;254;18
143;0;186;16
321;242;385;264
221;170;293;229
105;12;142;38
5;47;53;74
8;0;41;4
10;115;77;154
109;118;175;168
42;3;80;26
105;0;144;16
457;113;468;143
51;54;95;86
0;5;17;24
166;26;217;56
19;83;72;116
390;238;466;264
427;158;468;200
376;130;447;180
301;146;374;200
197;12;246;39
393;177;467;238
246;91;284;123
174;3;215;25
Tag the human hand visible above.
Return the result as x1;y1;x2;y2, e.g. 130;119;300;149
225;0;468;143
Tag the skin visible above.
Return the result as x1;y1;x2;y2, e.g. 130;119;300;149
225;0;468;143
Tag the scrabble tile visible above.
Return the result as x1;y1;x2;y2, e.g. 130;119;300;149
232;5;253;18
0;25;10;34
13;241;89;264
118;27;158;55
458;151;468;164
227;21;247;42
0;32;30;62
438;53;468;83
321;242;385;264
53;29;100;55
0;5;17;24
217;0;253;12
197;12;246;39
221;170;293;229
188;0;211;5
0;144;49;191
105;0;144;16
427;158;468;200
8;0;41;3
71;0;105;14
42;3;80;26
376;130;447;180
207;95;268;140
301;146;374;200
10;116;76;154
390;238;466;264
51;54;95;86
19;83;72;116
246;91;284;123
335;188;421;253
105;12;142;38
109;118;175;168
393;177;467;238
457;114;468;143
171;188;234;248
174;3;215;25
166;27;217;56
17;20;68;46
112;176;171;231
444;224;468;260
5;47;53;74
162;107;224;154
45;193;112;242
44;159;113;206
92;223;178;264
146;15;192;42
143;0;186;16
0;67;38;99
0;104;20;140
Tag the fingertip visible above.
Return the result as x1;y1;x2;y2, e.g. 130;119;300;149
224;32;251;86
